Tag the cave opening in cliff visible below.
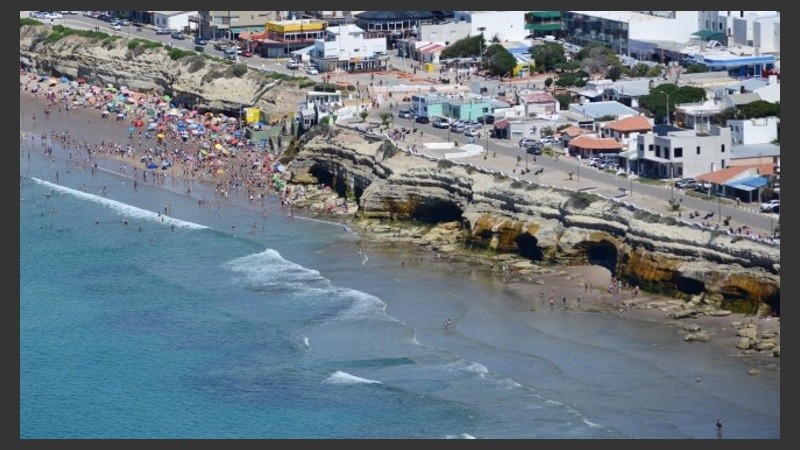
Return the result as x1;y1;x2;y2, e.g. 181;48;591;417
586;240;617;274
515;234;544;262
674;276;705;296
308;166;338;193
412;201;463;223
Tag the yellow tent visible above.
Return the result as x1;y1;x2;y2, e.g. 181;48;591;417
244;107;262;124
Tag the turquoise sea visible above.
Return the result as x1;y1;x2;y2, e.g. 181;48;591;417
20;134;779;439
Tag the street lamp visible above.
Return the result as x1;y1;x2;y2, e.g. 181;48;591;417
477;27;486;71
660;91;670;125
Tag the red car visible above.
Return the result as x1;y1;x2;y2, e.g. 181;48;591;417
240;50;253;58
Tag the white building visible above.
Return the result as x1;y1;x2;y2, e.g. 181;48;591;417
636;125;733;179
152;11;197;31
727;117;779;145
754;80;780;103
417;21;471;45
311;24;389;73
452;11;528;43
731;12;780;51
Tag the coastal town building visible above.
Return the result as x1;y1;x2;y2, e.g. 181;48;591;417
524;11;564;39
152;11;197;32
696;11;779;48
562;11;700;56
311;24;389;73
410;93;492;121
354;11;455;48
634;124;733;179
194;11;280;40
257;19;328;58
302;11;357;25
518;91;560;117
727;116;779;145
451;11;529;43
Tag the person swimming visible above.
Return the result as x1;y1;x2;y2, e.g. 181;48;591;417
444;318;452;331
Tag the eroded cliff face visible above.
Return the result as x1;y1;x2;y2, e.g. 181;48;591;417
287;129;780;313
20;24;306;115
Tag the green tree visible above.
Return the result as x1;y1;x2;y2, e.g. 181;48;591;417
555;93;571;110
485;44;516;77
608;65;623;81
530;41;566;73
647;64;664;77
739;100;780;118
359;110;369;122
575;43;622;77
686;64;709;73
630;62;651;77
544;77;553;88
639;84;706;124
378;111;393;129
440;35;486;59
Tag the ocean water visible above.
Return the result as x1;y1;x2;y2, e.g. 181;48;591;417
20;142;780;439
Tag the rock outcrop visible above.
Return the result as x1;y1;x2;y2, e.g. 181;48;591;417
20;24;308;115
286;128;780;314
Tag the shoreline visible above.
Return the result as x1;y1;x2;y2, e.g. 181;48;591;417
19;81;780;373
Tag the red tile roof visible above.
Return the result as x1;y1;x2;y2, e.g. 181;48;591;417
696;163;775;184
605;115;652;133
568;135;623;150
520;93;557;104
559;125;582;138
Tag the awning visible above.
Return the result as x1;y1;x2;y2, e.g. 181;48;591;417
725;175;768;191
530;11;561;18
692;30;727;41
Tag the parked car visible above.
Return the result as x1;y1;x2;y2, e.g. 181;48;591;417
674;177;697;189
760;199;780;213
450;121;467;133
518;138;538;148
305;65;319;75
477;114;495;125
171;30;185;40
194;36;208;45
155;27;171;35
110;22;122;31
397;109;414;119
415;116;430;124
464;124;483;137
241;50;254;58
431;116;451;128
526;146;543;155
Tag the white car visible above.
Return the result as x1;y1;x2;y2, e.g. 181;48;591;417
305;66;319;75
760;199;780;212
110;23;122;31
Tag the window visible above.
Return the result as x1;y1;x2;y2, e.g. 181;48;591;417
664;148;670;159
648;144;654;151
639;144;644;152
721;144;725;152
705;20;709;28
674;147;683;158
696;146;701;155
721;159;725;168
655;146;661;158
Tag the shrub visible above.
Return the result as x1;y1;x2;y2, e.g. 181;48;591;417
231;63;248;77
566;191;599;210
186;56;206;73
377;140;398;160
465;166;477;175
168;48;195;61
20;18;42;27
437;159;455;170
510;180;525;189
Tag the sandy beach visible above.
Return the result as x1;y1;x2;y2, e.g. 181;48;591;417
19;73;780;374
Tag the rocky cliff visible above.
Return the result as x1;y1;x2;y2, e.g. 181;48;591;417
19;24;308;115
287;128;781;315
